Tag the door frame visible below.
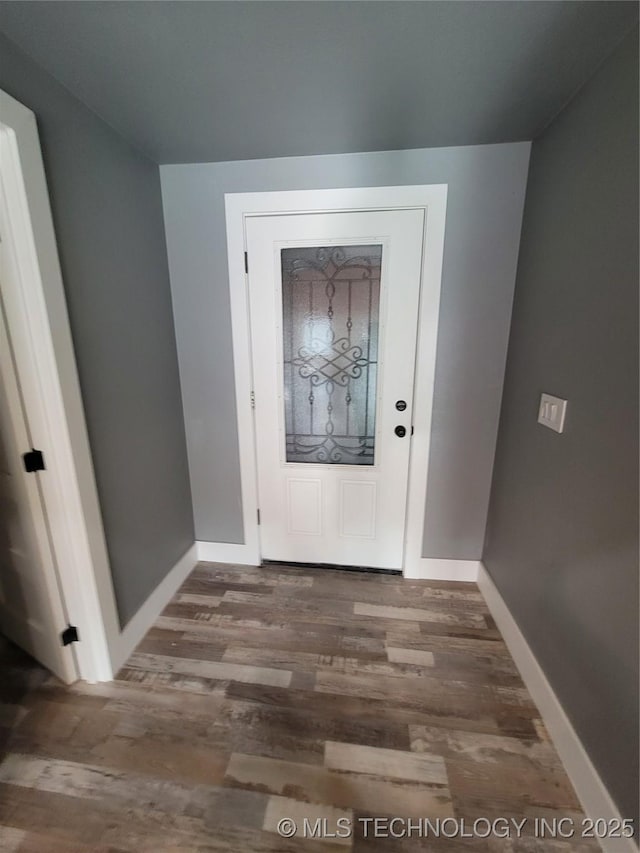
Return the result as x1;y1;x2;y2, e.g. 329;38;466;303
0;89;119;681
224;185;448;576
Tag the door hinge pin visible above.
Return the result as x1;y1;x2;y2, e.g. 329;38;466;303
250;391;256;409
61;624;79;646
257;509;261;525
244;252;249;274
23;448;45;472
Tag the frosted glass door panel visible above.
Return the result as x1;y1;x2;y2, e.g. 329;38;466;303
281;245;381;465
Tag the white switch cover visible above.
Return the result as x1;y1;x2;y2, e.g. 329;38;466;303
538;393;567;433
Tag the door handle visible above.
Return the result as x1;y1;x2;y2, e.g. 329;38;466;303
394;425;407;438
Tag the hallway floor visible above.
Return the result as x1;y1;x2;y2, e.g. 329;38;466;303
0;562;598;851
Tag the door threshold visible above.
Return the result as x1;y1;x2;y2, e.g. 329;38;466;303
261;560;402;576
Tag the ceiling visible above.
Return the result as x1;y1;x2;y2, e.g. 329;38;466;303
0;1;637;164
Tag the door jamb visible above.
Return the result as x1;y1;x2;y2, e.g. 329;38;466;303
224;185;448;575
0;89;119;681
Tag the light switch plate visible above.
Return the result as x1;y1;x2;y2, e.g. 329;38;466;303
538;393;567;433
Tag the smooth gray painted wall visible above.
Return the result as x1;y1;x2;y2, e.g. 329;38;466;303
484;30;638;824
160;142;530;557
0;35;194;627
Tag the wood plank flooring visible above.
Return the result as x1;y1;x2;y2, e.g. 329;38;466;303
0;562;599;851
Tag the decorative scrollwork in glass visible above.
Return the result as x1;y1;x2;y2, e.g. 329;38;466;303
282;245;381;465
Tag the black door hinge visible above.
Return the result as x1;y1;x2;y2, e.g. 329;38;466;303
257;508;261;525
244;252;249;274
61;624;79;646
23;448;45;472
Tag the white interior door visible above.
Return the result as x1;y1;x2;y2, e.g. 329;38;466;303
0;239;77;684
247;209;424;568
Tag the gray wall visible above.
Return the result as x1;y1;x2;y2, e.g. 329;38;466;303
160;142;530;557
484;29;638;824
0;35;194;627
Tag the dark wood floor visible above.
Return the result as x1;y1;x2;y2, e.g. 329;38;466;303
0;562;598;851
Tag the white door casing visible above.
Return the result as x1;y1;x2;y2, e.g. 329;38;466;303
0;282;77;682
0;89;118;681
224;185;448;575
247;210;424;568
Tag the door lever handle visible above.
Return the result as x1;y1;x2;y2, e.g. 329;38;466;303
394;425;407;438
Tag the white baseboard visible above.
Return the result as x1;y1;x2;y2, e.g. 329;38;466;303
196;542;480;583
478;563;637;853
108;543;198;676
404;558;480;582
196;545;477;581
196;540;259;565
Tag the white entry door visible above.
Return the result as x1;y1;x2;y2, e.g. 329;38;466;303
247;209;424;568
0;244;77;684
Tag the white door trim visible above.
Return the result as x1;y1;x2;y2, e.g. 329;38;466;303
0;89;119;681
224;185;448;575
